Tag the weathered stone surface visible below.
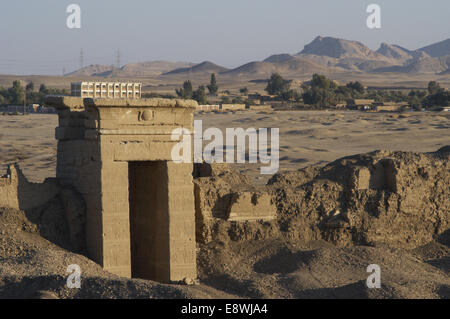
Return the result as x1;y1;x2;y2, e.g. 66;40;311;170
193;165;278;244
227;192;276;221
45;96;84;110
193;147;449;250
48;97;198;283
84;98;198;109
268;148;450;249
221;104;246;111
0;164;59;211
59;187;86;252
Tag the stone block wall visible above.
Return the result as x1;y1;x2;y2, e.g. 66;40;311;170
220;104;246;111
248;105;272;111
0;164;59;211
46;96;198;283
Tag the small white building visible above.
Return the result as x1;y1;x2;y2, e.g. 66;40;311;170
71;82;142;99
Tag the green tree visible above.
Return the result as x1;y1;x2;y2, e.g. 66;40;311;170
8;80;25;105
232;96;245;104
207;73;218;95
265;73;287;95
310;74;337;90
39;84;49;94
427;81;442;95
423;91;450;108
346;81;364;94
0;86;8;104
221;96;231;104
239;87;249;95
408;90;427;99
301;74;341;107
192;85;207;104
26;82;34;92
176;80;193;99
335;86;353;100
407;90;427;110
279;89;302;102
409;96;422;111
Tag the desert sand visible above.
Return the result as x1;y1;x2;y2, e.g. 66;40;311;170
1;110;449;183
0;110;449;299
197;110;450;184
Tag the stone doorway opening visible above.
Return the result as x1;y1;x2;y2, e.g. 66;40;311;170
129;161;169;281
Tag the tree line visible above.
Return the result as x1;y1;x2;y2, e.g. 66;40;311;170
175;73;219;105
0;80;68;106
265;73;450;109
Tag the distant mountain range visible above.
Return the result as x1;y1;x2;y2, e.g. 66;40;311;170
66;36;450;79
418;38;450;57
66;61;194;77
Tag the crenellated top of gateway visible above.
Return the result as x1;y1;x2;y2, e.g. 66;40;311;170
70;81;142;99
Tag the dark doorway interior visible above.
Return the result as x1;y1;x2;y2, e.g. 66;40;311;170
128;161;169;281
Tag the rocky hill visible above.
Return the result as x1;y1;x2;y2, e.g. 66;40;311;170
66;61;193;77
299;36;383;60
65;36;450;79
222;55;339;77
65;64;113;77
374;55;450;74
162;61;228;76
376;43;418;63
418;38;450;58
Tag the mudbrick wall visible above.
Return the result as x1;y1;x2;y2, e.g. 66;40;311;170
0;164;59;211
194;147;450;249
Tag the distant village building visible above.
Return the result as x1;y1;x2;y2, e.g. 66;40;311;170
197;104;220;111
220;104;246;111
347;99;375;110
248;105;272;111
373;102;408;112
247;93;261;101
71;82;142;99
27;104;40;113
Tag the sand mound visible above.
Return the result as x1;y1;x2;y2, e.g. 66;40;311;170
0;206;231;299
193;147;449;298
198;238;449;298
195;147;449;249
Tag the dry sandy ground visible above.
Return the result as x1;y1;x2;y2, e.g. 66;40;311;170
196;110;450;184
1;110;449;183
0;114;56;182
0;207;233;299
1;204;448;299
0;111;448;299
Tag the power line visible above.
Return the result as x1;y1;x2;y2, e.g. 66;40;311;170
0;49;135;74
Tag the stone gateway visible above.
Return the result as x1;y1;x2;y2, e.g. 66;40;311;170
46;96;198;283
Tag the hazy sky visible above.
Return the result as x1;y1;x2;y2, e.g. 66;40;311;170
1;0;449;75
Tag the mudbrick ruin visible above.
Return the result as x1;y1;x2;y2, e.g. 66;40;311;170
0;96;448;290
